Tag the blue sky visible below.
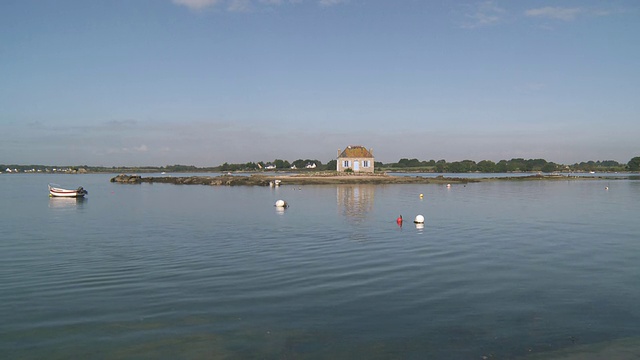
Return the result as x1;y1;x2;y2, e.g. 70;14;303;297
1;0;638;166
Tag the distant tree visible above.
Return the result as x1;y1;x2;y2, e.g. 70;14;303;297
508;158;526;171
395;158;421;167
600;160;620;167
273;159;290;169
325;160;337;170
541;163;558;173
496;160;509;172
628;156;640;171
525;159;548;171
244;162;259;170
446;160;476;173
292;159;306;169
461;160;477;172
575;161;596;172
477;160;497;173
167;164;198;172
447;162;464;173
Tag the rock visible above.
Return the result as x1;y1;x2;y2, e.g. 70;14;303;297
110;174;142;184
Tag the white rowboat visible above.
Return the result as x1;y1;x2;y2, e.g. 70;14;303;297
49;184;88;198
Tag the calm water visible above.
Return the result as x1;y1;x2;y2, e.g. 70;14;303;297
1;174;639;359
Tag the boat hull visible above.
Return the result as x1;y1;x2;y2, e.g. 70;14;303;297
48;185;88;198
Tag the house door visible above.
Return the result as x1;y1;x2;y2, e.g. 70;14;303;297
353;161;359;171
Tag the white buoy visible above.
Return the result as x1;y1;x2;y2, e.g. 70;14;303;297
275;199;288;208
446;184;451;188
414;215;425;224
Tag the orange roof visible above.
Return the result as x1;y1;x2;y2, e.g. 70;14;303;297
339;146;374;158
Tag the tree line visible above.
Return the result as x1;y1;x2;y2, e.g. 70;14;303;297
387;158;636;173
3;156;639;173
219;156;640;173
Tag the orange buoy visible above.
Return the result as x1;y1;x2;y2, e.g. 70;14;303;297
396;215;403;226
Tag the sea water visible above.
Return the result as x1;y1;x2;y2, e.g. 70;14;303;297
1;173;639;359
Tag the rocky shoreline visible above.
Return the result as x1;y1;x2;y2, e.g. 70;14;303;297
109;173;583;186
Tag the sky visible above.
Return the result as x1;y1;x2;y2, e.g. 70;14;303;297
1;0;639;166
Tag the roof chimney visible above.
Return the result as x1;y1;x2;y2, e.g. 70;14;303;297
337;149;341;158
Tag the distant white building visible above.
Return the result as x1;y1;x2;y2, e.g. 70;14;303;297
305;163;317;169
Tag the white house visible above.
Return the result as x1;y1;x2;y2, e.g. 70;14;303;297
337;146;374;173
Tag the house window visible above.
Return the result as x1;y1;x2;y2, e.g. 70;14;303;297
343;160;350;167
362;160;370;168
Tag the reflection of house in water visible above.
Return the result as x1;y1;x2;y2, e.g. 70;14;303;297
337;185;375;221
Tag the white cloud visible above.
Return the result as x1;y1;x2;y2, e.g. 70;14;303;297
171;0;345;11
228;0;252;12
319;0;347;7
134;145;149;152
461;1;506;29
525;7;583;21
107;145;149;154
172;0;221;10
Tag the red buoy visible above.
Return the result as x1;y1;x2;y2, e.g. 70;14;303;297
396;215;403;226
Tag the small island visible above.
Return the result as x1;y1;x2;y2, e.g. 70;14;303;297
110;172;599;187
